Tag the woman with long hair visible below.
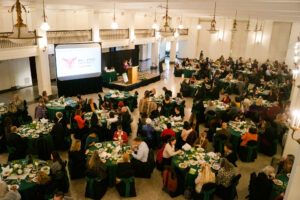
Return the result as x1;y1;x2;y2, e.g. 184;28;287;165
86;151;108;199
68;139;86;179
216;158;235;188
36;171;54;199
162;137;182;166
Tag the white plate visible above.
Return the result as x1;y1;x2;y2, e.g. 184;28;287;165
179;163;187;168
41;166;50;172
8;185;19;191
212;164;220;170
273;179;283;186
95;143;102;148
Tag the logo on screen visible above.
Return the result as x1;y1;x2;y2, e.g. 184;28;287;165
62;57;77;69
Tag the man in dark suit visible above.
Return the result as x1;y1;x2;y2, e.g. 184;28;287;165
7;126;26;160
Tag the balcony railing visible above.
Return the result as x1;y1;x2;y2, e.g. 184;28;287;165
0;32;37;48
135;29;155;38
178;29;189;36
47;29;92;44
100;29;129;40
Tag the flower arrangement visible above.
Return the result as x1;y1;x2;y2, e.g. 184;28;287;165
12;163;24;175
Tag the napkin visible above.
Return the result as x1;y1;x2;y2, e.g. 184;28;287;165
182;143;191;151
40;118;48;124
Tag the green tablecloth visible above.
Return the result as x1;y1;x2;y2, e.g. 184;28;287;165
269;174;289;200
0;159;49;200
171;148;220;188
181;69;196;78
88;141;132;187
18;123;54;153
102;71;118;83
46;98;77;121
104;91;133;111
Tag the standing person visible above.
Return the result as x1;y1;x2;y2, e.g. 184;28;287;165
86;98;97;112
123;60;129;73
51;112;67;150
35;98;47;120
128;57;132;66
42;91;49;103
68;139;86;179
13;94;24;112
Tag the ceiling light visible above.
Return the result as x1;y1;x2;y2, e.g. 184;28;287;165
40;0;50;31
152;8;159;30
178;16;183;29
246;17;251;31
111;1;118;29
174;30;179;38
208;2;218;34
197;24;202;30
0;0;42;44
232;10;238;32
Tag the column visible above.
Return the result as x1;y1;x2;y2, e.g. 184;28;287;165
169;40;177;64
92;11;100;42
35;29;52;96
151;42;159;66
128;12;136;49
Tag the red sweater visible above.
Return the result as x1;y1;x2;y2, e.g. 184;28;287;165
160;129;175;138
113;131;128;143
74;115;86;129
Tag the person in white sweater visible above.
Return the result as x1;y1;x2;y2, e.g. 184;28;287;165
181;121;193;142
0;181;21;200
162;137;182;166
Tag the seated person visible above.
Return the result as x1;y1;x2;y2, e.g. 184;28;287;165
117;101;125;113
36;171;55;200
216;158;235;188
73;109;86;130
223;142;237;167
6;126;26;160
149;88;156;97
120;107;133;135
162;87;172;97
86;151;108;199
204;100;216;115
101;99;113;111
68;139;86;179
142;118;155;147
50;152;67;192
150;105;162;119
195;163;216;193
240;127;258;147
221;94;231;104
86;98;97;112
181;121;193;143
174;93;184;106
85;132;99;150
227;102;242;120
162;137;182;166
277;154;294;175
160;123;175;142
193;131;209;150
42;91;49;103
172;107;182;120
0;181;21;200
116;153;136;197
190;75;197;84
113;125;128;144
215;122;231;140
131;137;150;176
106;112;119;130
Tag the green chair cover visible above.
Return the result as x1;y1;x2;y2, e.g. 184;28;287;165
85;177;96;198
6;145;16;154
200;188;215;200
120;176;135;197
246;145;257;162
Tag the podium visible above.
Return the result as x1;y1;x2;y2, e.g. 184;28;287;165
127;66;138;84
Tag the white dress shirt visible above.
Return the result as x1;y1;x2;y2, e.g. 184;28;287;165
132;142;149;163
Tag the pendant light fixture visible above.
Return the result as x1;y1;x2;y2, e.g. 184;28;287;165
0;0;42;44
158;0;175;37
152;8;159;30
40;0;50;31
178;16;184;29
208;2;218;34
246;17;251;31
196;18;202;30
232;10;237;32
111;1;118;29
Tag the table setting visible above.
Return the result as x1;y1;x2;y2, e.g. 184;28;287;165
0;158;50;200
228;120;256;136
203;100;229;111
172;146;221;187
105;90;130;99
46;97;77;121
18;120;54;139
84;109;110;127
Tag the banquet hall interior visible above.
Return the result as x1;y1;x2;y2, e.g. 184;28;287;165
0;0;300;200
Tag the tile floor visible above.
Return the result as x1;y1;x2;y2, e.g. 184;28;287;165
0;60;282;200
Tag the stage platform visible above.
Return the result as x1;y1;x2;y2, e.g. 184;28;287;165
103;72;161;91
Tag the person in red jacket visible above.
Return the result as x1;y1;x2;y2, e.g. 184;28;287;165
160;123;175;138
74;109;86;129
113;125;128;143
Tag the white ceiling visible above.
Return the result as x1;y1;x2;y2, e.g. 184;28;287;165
1;0;300;22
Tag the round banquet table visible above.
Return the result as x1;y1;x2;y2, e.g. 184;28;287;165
104;91;134;111
84;110;109;128
87;141;132;187
0;158;50;200
46;98;77;121
269;174;289;200
18;122;54;154
171;148;220;188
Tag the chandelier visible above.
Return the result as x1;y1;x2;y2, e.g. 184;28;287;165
40;0;50;31
208;2;218;34
232;10;238;32
0;0;42;44
158;0;176;37
246;17;251;31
